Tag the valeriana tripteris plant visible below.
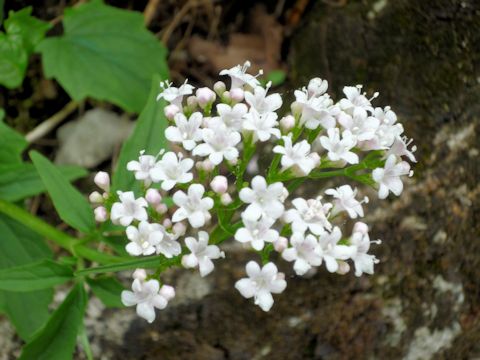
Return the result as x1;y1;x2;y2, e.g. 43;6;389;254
91;61;416;321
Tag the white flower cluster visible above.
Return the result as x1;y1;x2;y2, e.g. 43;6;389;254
91;61;416;321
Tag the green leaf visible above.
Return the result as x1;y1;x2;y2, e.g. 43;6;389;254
87;276;124;308
0;163;87;201
37;0;168;113
0;215;52;341
5;7;50;53
112;74;168;191
19;283;87;360
266;69;286;87
30;151;95;233
0;259;73;292
0;119;27;164
0;7;49;89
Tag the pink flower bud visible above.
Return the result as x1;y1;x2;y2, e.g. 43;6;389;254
196;87;216;107
210;175;228;194
274;236;288;252
220;193;233;205
159;285;175;300
230;87;244;102
133;269;147;280
156;203;168;214
221;91;231;103
173;222;186;236
94;206;108;222
163;218;172;228
353;221;369;235
145;188;162;205
280;115;295;132
89;191;104;204
228;157;238;166
94;171;110;192
213;81;226;95
164;104;180;120
336;261;350;275
202;159;214;172
186;95;198;108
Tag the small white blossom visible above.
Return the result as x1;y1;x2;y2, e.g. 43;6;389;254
339;85;374;113
216;103;248;131
284;197;332;235
325;185;367;219
111;191;148;226
362;107;404;150
125;221;163;256
338;107;379;142
121;273;175;323
294;88;337;130
150;152;194;191
282;233;323;275
234;214;279;250
386;136;417;162
307;78;328;98
243;110;281;142
348;222;380;276
219;61;261;89
155;227;182;258
235;261;286;312
318;227;354;273
193;123;240;165
372;155;411;199
319;128;359;164
239;176;287;221
244;85;282;115
273;135;319;175
172;184;214;228
126;152;157;186
165;112;203;151
157;80;194;107
181;231;225;277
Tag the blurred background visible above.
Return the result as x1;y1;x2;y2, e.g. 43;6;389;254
0;0;479;359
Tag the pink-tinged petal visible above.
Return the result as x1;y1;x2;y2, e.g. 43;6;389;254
136;302;156;323
245;261;261;278
255;290;274;312
121;290;138;306
152;295;168;310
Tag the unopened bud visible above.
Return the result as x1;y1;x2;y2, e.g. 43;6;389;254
274;236;288;252
145;188;162;205
173;222;186;237
210;175;228;194
164;104;180;120
159;285;175;300
213;81;226;95
94;171;110;192
230;87;244;102
186;95;197;108
155;203;168;214
94;206;108;222
220;193;233;205
89;191;104;204
336;261;350;275
353;221;369;235
291;101;302;116
202;159;214;172
280;115;295;132
133;269;147;281
163;218;172;228
196;87;216;107
222;91;231;103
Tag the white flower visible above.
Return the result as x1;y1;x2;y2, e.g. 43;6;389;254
325;185;367;219
348;222;379;276
172;184;214;228
235;261;286;312
339;85;374;113
319;128;359;164
150;152;193;191
181;231;225;277
338;107;379;142
372;155;411;199
125;221;163;256
165;112;203;151
111;191;148;226
294;88;337;130
243;110;281;142
126;152;157;186
386;136;417;162
234;214;279;250
273;135;319;175
219;61;261;89
282;233;323;275
157;80;194;107
362;107;404;150
239;176;287;221
121;273;175;323
307;78;328;98
284;197;332;235
318;227;354;273
244;85;282;114
155;227;182;258
216;103;248;131
193;123;240;165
